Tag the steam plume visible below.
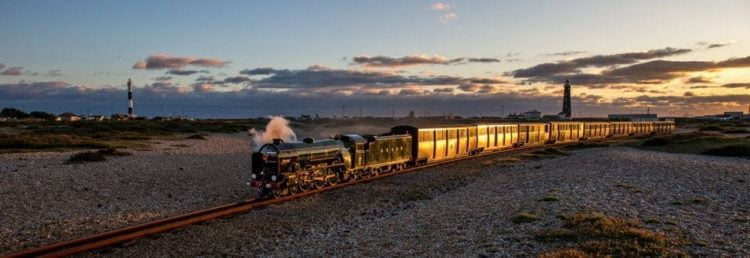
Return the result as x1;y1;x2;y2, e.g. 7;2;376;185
249;116;297;149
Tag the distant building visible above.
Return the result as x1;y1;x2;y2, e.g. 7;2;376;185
82;115;106;121
724;112;744;120
300;114;312;121
111;113;129;120
523;110;542;120
608;114;658;121
58;112;81;122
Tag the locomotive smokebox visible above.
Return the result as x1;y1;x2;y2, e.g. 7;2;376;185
272;138;283;145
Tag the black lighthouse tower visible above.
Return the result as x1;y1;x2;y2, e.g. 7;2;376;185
559;79;572;119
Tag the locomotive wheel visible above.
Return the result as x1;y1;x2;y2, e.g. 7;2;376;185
272;188;286;198
298;171;313;192
325;167;339;186
313;168;327;189
288;184;299;195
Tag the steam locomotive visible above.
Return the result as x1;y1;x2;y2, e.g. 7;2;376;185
249;121;675;197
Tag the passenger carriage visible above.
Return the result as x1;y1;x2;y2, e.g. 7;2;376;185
476;123;518;152
517;123;548;147
582;122;610;139
547;121;584;143
391;124;479;165
608;121;633;137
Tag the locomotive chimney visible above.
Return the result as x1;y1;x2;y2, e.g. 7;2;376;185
272;138;283;145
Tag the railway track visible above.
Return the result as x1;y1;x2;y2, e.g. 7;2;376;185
3;141;605;257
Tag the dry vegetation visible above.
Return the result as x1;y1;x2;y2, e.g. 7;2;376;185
537;211;686;257
637;132;750;158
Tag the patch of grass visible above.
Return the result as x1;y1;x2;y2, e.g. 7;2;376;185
699;125;723;131
643;218;661;224
563;142;609;150
614;183;643;193
538;248;589;258
186;134;208;140
96;148;131;156
636;132;750;156
702;144;750;158
538;195;561;202
397;189;432;202
723;128;750;134
641;137;670;146
512;212;539;224
67;151;106;163
521;148;569;161
0;133;112;150
0;119;263;153
536;211;684;257
671;197;708;206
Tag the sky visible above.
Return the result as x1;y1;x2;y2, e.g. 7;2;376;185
1;0;749;118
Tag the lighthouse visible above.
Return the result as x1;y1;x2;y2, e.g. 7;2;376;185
559;79;572;119
127;79;136;119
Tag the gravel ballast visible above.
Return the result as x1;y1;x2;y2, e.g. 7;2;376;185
0;134;255;254
63;146;750;257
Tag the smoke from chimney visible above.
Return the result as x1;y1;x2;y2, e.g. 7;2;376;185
249;116;297;149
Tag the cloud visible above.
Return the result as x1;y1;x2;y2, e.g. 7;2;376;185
351;55;463;67
223;76;252;84
1;67;23;76
195;75;215;82
46;69;63;77
153;76;173;81
242;66;505;90
240;67;278;75
166;69;201;76
2;80;747;118
545;51;587;56
440;12;458;22
511;47;692;78
192;82;216;92
433;87;455;93
698;40;737;49
431;2;452;10
132;53;229;70
467;57;501;63
513;48;750;85
722;82;750;89
685;76;711;84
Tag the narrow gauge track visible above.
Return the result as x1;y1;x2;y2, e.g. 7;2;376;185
4;140;605;257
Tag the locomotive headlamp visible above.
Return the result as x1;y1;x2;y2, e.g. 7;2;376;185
265;183;272;189
271;175;278;181
251;174;257;179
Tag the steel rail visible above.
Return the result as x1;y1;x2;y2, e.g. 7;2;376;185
3;139;617;257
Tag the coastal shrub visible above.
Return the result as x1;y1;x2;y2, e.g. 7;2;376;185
0;133;110;150
186;134;207;140
538;195;561;202
702;144;750;158
68;151;106;163
97;148;131;156
512;212;539;223
722;128;750;134
641;137;670;146
563;142;609;150
536;211;684;257
699;125;723;131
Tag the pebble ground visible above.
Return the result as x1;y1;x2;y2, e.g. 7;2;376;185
2;135;748;256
